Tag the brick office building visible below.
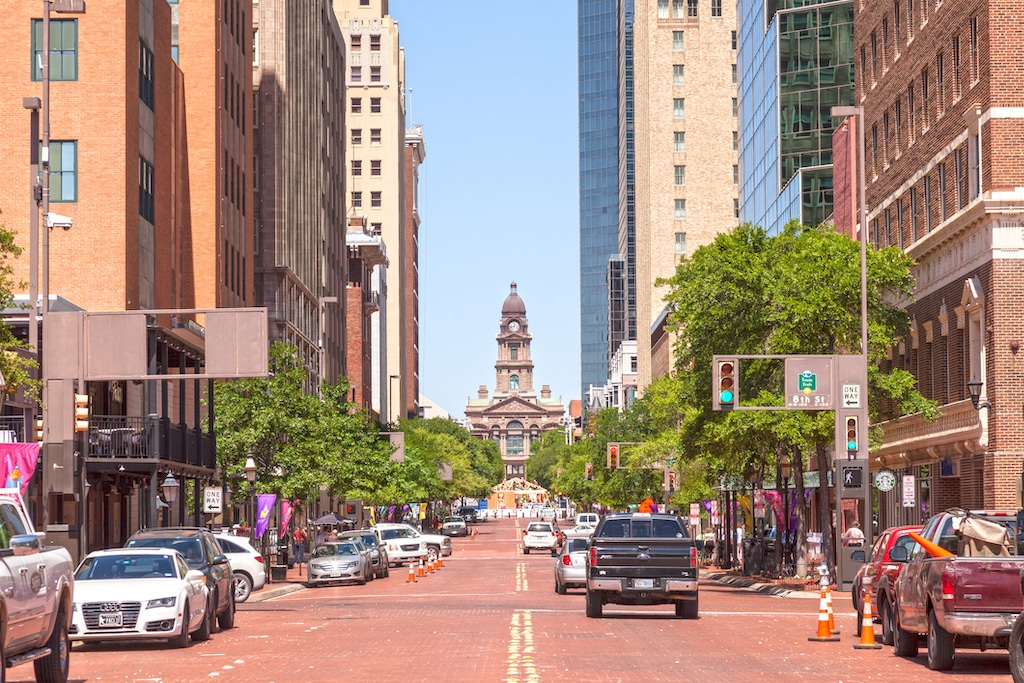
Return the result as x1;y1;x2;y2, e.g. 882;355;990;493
839;0;1024;524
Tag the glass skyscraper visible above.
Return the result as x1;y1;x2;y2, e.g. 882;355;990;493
578;0;623;400
738;0;855;234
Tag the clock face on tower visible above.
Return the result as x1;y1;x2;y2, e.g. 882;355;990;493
508;321;520;332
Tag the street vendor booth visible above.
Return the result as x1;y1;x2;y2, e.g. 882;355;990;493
487;477;550;513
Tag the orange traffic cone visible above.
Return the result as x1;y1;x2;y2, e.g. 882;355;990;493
427;556;435;573
908;531;954;558
808;585;841;642
854;590;882;649
407;562;416;583
417;558;425;577
826;583;839;635
437;555;444;569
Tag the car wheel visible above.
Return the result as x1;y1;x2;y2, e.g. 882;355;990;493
892;603;918;657
233;572;253;603
383;562;390;578
170;613;191;649
676;597;698;619
585;590;603;618
193;595;214;642
556;579;566;595
927;609;955;671
879;597;895;646
1008;610;1024;681
523;548;530;555
34;605;70;683
427;545;440;562
218;590;236;630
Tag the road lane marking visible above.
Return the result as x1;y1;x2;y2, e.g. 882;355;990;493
516;562;529;591
505;610;539;683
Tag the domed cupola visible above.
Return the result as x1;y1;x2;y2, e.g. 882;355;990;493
501;282;526;317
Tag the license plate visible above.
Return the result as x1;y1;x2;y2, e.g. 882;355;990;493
98;612;123;627
634;578;655;589
330;573;342;578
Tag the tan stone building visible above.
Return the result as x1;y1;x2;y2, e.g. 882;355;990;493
465;284;565;479
632;0;739;388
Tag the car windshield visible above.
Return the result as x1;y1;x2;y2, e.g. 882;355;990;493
126;537;205;566
313;543;358;558
342;533;376;548
77;554;177;580
528;524;551;533
379;528;414;540
446;517;464;524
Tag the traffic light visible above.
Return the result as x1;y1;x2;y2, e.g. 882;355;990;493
668;472;676;490
585;462;594;481
607;443;619;469
34;418;43;442
74;393;91;433
845;415;859;458
714;359;737;410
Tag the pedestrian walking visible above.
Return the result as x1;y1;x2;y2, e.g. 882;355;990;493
293;526;308;565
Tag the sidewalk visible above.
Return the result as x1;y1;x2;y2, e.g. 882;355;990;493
247;562;309;603
700;566;830;599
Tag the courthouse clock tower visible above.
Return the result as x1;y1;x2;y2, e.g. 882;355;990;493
495;282;533;397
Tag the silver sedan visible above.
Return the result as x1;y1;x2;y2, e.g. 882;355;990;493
306;541;369;586
554;538;590;594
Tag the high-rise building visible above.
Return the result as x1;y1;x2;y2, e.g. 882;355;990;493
845;0;1024;516
632;0;739;387
252;0;348;392
737;0;855;234
578;0;623;401
334;0;411;424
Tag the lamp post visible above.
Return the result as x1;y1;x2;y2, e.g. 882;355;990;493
967;378;992;410
244;455;257;540
779;454;792;574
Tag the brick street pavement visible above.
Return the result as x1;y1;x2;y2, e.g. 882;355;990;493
52;516;1013;683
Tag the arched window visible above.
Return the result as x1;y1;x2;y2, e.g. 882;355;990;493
509;374;519;391
506;420;524;455
491;425;501;445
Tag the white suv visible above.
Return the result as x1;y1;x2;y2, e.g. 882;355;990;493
373;523;453;566
523;522;559;555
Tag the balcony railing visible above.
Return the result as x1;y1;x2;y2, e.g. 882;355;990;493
0;416;27;443
87;415;215;470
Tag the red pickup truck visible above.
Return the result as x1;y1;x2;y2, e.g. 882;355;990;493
852;524;922;645
892;509;1024;671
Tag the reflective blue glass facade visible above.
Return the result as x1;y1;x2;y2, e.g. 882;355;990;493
578;0;621;399
738;0;854;234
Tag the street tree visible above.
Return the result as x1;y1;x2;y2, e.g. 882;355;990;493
0;212;40;404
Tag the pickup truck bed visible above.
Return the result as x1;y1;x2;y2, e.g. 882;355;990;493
586;512;698;619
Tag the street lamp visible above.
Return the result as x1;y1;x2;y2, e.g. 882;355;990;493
160;473;179;504
779;454;792;573
967;378;992;410
244;455;257;538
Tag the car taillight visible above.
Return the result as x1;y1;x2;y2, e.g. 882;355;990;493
941;570;955;601
562;554;572;566
589;547;597;567
690;546;697;566
255;555;263;564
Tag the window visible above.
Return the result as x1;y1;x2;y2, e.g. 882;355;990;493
732;130;738;151
906;0;914;39
674;232;687;255
371;191;382;207
952;36;961;99
674;199;687;220
510;375;520;391
910;187;918;240
733;165;739;184
370;66;381;82
371;97;381;113
731;30;737;51
658;0;669;18
139;157;154;222
673;98;685;118
674;165;686;186
860;47;867;98
734;198;740;218
894;2;901;48
871;124;878;176
352;191;362;208
370;222;382;236
968;130;980;200
732;98;738;117
371;160;381;176
370;35;381;51
510;344;519;361
48;141;77;202
674;131;686;153
712;0;722;16
673;64;685;86
351;35;361;50
920;68;930;131
687;0;698;17
954;147;964;209
884;209;891;246
370;129;381;145
936;53;945;115
732;63;737;83
882;19;889;67
673;0;684;18
351;129;362;145
32;19;78;81
907;84;915;143
351;97;362;113
938;163;947;220
870;33;878;85
969;17;978;82
351;66;361;82
139;40;154;111
352;160;362;176
253;28;259;67
924;175;932;232
883;111;890;164
673;31;685;51
895;99;902;151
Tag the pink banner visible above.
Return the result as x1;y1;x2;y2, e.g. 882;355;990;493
0;443;40;496
281;500;293;533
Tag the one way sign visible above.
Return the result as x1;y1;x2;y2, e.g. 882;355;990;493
842;384;861;408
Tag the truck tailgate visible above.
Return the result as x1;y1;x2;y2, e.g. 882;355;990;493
952;559;1024;612
592;541;696;578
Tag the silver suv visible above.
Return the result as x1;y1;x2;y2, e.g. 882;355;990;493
340;530;390;579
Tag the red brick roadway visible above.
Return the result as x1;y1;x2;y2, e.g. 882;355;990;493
48;517;1011;683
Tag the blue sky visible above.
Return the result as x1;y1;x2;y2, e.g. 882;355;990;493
391;1;581;421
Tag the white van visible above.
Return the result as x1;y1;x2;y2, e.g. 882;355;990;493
575;513;600;527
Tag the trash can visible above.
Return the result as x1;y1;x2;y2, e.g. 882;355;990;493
278;541;289;569
270;565;288;582
743;538;762;576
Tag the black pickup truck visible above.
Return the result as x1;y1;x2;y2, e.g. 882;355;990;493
586;512;698;618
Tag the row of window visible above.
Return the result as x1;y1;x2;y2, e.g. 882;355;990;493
672;97;737;119
351;97;383;114
669;30;737;52
657;0;724;19
351;128;382;145
350;34;381;51
351;191;383;208
670;131;738;154
351;160;383;176
672;198;741;221
351;66;382;83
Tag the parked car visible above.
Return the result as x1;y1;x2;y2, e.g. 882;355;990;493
554;538;591;594
126;526;236;634
563;524;596;540
306;541;370;586
441;516;469;537
523;521;560;556
374;523;452;562
575;513;600;527
215;534;267;602
459;506;482;523
373;525;427;567
71;548;209;648
851;524;922;644
340;529;390;579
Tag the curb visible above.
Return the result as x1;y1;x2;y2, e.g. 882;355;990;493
700;570;823;599
245;582;307;603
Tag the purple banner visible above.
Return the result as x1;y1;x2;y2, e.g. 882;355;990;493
254;493;277;539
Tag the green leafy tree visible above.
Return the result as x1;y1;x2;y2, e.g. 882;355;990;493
0;212;40;403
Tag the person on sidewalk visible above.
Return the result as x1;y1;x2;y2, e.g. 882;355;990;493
842;520;865;547
293;526;307;566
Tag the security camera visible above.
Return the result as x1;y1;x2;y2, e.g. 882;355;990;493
45;212;74;230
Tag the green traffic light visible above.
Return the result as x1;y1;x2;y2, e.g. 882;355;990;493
720;389;734;404
847;440;857;451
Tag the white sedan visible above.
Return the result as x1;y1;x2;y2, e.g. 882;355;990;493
71;548;209;648
562;524;596;540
